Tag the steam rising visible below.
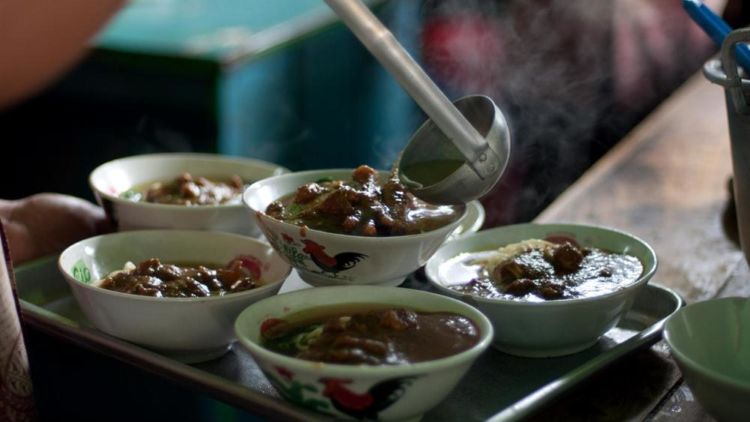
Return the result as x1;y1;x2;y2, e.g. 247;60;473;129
421;1;612;225
420;0;717;226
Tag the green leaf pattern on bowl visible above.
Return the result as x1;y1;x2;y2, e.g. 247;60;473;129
280;242;308;268
266;367;330;413
72;260;92;283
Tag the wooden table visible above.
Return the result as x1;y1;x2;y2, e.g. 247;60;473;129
528;71;746;420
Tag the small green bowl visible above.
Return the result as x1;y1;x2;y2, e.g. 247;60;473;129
664;297;750;422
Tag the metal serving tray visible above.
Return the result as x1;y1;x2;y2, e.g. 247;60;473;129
15;257;683;422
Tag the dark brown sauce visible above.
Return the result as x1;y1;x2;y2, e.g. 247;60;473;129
451;241;643;301
261;304;480;365
264;165;464;236
99;257;260;298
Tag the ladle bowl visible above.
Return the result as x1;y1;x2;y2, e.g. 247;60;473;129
398;95;511;204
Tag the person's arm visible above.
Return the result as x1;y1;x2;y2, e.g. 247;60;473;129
0;194;109;264
0;0;125;109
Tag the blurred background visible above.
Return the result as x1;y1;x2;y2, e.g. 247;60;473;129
1;0;745;224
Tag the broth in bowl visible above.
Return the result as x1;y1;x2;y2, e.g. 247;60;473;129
234;286;493;421
89;153;288;234
58;230;292;363
98;256;264;298
265;165;464;236
425;223;657;357
121;173;246;206
447;238;643;302
260;305;481;365
244;168;469;286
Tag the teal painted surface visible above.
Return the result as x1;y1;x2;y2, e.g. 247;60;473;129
97;0;327;58
90;0;422;172
220;52;304;163
219;0;422;172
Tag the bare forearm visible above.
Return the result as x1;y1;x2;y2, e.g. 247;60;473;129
0;194;109;264
0;0;125;109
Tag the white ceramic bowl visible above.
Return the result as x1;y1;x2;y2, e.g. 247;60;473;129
58;230;291;363
425;223;657;357
243;169;468;287
664;297;750;422
90;153;288;236
447;199;485;242
234;286;493;421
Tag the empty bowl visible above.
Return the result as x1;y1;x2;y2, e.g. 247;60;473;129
664;297;750;422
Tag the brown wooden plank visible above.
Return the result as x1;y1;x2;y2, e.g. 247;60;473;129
529;72;746;421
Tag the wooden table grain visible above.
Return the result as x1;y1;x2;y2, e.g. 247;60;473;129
528;71;746;420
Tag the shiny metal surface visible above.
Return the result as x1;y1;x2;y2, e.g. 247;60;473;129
324;0;510;200
398;95;510;204
704;28;750;266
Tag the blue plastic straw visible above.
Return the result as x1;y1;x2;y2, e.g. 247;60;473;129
683;0;750;72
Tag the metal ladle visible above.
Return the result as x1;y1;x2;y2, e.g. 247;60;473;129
325;0;511;204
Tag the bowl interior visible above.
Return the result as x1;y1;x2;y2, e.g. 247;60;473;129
665;297;750;386
91;153;288;203
235;286;493;372
245;169;369;212
59;230;290;286
244;168;470;239
425;222;657;299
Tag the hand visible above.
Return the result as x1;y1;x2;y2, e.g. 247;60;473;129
1;193;111;265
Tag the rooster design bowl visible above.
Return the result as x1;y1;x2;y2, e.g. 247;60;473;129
234;286;493;421
243;168;468;287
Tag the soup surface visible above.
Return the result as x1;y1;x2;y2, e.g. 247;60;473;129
260;305;480;365
121;173;244;205
444;239;643;301
264;165;464;236
98;257;261;297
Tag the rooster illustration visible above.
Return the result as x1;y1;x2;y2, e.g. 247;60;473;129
301;240;367;276
319;377;414;420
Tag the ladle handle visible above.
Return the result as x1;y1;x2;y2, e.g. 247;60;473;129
324;0;499;179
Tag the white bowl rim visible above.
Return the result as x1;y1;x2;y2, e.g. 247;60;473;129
664;297;750;391
90;152;289;211
459;200;486;238
243;168;470;241
235;285;494;376
58;229;292;303
425;222;658;307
